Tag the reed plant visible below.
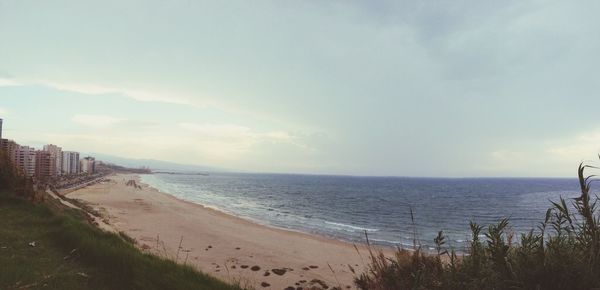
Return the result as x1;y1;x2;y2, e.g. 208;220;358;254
355;158;600;290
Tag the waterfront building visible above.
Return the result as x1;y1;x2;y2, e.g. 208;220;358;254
80;156;96;174
35;150;56;181
1;139;18;159
15;145;36;177
62;151;80;175
43;144;63;176
2;139;19;178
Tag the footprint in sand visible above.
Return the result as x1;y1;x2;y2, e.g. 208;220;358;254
271;268;287;276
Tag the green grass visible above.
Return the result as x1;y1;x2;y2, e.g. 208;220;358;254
0;191;243;290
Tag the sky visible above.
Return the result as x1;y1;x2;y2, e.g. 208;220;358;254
1;0;599;177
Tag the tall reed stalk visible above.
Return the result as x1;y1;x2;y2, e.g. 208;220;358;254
355;157;600;290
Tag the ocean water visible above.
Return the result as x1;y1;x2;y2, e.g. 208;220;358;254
140;173;582;251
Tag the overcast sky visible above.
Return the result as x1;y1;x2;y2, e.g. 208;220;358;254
1;0;599;177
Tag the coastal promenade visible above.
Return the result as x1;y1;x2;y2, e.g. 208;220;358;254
55;173;110;195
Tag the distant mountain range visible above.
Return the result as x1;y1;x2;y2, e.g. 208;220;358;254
85;152;222;173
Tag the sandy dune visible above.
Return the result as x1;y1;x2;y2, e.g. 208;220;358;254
68;174;392;290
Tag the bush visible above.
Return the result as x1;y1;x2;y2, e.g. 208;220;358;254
0;149;35;198
356;160;600;290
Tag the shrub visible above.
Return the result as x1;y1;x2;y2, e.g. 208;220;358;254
356;159;600;290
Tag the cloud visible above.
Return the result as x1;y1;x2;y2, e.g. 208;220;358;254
0;78;21;87
37;122;307;167
38;80;196;106
72;114;125;129
36;132;177;159
178;122;297;142
179;123;253;138
4;1;598;176
178;122;304;160
0;77;204;107
1;77;293;127
546;130;600;162
478;128;600;177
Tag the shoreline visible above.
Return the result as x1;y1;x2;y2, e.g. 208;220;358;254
139;175;384;252
68;173;393;289
137;174;422;250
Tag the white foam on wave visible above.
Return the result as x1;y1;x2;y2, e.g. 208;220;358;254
142;174;386;245
369;238;418;248
368;238;402;244
140;174;230;212
324;221;379;232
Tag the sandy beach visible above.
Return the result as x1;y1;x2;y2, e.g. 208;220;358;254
67;174;392;290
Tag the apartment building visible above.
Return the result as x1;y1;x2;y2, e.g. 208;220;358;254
35;150;56;181
43;144;63;176
80;156;96;174
62;151;80;175
1;139;18;160
0;118;3;148
15;146;36;177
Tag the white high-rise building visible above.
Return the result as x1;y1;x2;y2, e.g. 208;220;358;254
43;144;63;176
80;156;96;174
15;145;36;177
62;151;80;175
0;118;3;148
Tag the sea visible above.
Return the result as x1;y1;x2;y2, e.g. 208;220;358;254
140;172;583;252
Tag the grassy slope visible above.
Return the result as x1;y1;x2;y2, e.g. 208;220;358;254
0;191;242;290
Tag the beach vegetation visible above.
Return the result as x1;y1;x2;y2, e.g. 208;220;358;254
0;172;244;290
355;159;600;290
